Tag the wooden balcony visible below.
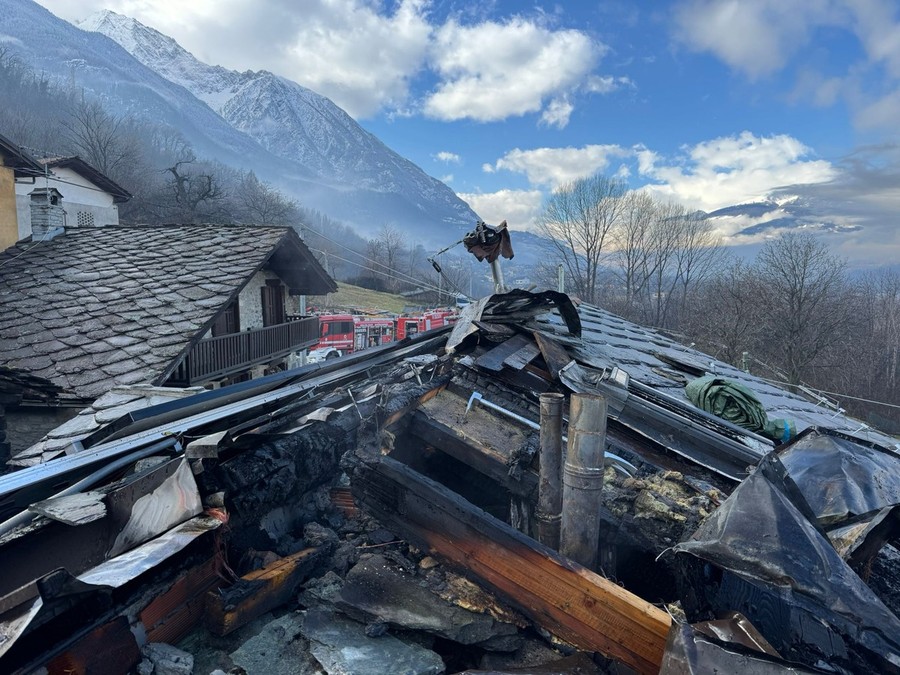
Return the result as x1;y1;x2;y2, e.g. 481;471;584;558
168;316;319;386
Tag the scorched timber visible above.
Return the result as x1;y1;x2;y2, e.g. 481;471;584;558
351;455;671;674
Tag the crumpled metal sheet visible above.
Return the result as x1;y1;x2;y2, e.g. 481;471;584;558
776;427;900;525
0;515;220;665
108;457;203;557
670;467;900;673
447;290;582;354
660;621;821;674
82;515;221;588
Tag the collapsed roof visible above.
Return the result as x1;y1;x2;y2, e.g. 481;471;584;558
0;289;897;673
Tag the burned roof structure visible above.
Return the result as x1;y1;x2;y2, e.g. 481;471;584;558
0;289;897;674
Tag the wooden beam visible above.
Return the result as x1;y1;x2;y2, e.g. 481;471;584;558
352;456;670;675
408;410;537;497
380;381;448;430
205;547;322;636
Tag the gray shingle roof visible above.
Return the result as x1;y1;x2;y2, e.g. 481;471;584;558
0;224;333;398
532;302;899;450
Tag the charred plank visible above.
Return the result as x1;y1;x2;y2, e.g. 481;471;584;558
351;455;671;674
206;547;323;636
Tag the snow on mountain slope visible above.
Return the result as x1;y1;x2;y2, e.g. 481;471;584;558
0;0;298;177
79;9;478;238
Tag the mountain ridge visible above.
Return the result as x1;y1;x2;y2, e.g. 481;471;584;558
0;0;477;244
77;9;477;240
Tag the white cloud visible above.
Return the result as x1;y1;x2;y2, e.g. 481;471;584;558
40;0;622;124
671;1;900;134
638;131;837;211
440;173;454;183
539;97;574;129
457;189;545;231
584;75;634;93
41;0;433;119
850;0;900;79
278;0;432;117
671;0;838;79
857;89;900;129
434;151;461;164
485;145;627;188
424;17;601;123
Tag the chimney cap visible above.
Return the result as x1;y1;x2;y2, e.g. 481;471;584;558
29;186;64;199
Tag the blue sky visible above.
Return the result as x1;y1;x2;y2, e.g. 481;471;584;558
35;0;900;264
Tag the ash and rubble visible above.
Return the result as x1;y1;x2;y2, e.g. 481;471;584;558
0;290;899;674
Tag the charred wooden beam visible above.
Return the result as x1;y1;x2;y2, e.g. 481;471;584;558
379;378;450;431
205;547;323;636
351;455;671;674
408;410;537;497
532;331;572;381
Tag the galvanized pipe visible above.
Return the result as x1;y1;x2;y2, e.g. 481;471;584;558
465;391;636;476
536;393;564;549
560;393;607;570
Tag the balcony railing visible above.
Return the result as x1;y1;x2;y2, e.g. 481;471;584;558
168;316;319;386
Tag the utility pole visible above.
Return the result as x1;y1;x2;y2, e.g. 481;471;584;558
490;258;506;294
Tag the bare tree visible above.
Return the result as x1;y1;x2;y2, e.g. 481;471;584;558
683;257;766;365
378;224;405;290
754;232;854;385
537;174;627;303
61;95;140;179
164;157;226;223
611;191;657;313
672;209;726;322
237;172;298;225
0;48;66;155
644;201;684;327
147;125;193;167
838;269;900;427
363;225;406;291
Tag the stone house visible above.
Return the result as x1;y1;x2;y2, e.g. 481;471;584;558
0;198;336;461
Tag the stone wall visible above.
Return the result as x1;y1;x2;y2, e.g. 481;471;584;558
238;270;291;331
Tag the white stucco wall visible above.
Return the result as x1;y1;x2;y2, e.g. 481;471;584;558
15;167;119;239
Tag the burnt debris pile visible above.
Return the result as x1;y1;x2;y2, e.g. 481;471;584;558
1;289;898;674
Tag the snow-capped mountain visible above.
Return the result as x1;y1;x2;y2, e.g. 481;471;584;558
705;197;862;239
77;9;478;239
0;0;478;242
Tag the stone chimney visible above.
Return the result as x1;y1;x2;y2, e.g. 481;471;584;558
29;187;65;240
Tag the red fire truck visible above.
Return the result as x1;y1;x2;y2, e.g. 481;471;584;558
308;310;456;361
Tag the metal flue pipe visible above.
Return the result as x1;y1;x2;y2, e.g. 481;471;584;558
560;393;608;570
536;393;564;549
